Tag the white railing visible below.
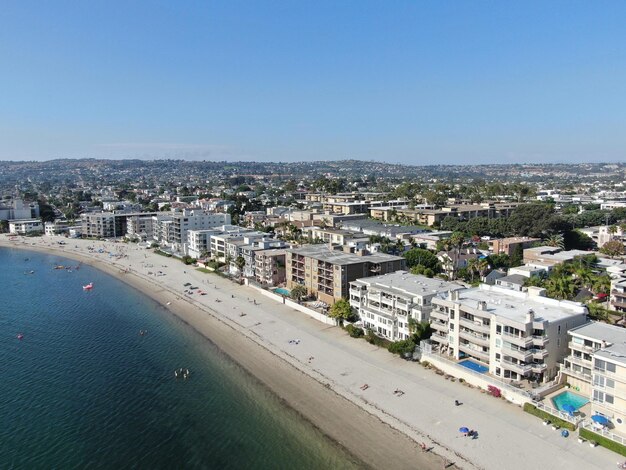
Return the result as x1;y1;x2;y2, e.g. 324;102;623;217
580;421;626;446
534;401;581;426
415;344;534;400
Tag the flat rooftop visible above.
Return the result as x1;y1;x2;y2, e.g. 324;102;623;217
570;322;626;365
288;244;404;265
449;284;587;323
352;271;463;298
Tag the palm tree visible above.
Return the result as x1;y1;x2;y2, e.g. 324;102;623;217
290;284;307;302
545;275;577;300
572;265;594;290
545;233;565;250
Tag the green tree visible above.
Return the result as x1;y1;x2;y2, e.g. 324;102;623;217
544;233;565;250
545;275;577;300
403;248;441;271
586;302;610;322
329;298;354;322
290;284;307;301
235;256;245;272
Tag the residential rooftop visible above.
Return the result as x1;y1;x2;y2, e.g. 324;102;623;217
287;244;404;265
446;284;587;324
351;271;463;298
569;321;626;365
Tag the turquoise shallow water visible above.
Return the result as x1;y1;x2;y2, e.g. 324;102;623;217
0;247;360;469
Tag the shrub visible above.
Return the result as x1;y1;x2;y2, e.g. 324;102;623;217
345;324;364;338
387;339;417;357
579;428;626;456
523;403;576;431
365;329;391;347
487;385;501;398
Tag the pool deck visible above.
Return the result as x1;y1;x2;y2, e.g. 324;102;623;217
545;389;591;419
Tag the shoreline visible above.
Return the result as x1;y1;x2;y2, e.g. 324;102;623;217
1;237;443;470
4;235;619;470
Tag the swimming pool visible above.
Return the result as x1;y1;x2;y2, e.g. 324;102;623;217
274;288;290;296
551;391;589;412
458;359;489;374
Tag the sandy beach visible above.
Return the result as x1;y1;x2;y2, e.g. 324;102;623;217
2;235;619;470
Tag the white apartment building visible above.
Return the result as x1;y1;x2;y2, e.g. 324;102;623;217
0;199;39;221
430;284;588;384
187;229;223;259
9;219;43;234
168;210;231;253
561;322;626;428
349;271;464;341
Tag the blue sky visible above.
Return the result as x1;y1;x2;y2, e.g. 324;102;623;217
1;1;625;164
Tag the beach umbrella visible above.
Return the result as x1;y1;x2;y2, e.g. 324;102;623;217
459;427;469;434
561;404;576;414
591;415;609;425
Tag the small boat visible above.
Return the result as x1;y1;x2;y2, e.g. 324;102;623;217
17;333;24;340
83;282;94;290
54;265;65;270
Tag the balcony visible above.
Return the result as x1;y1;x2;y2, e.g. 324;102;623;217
459;330;490;347
430;309;449;321
501;359;531;375
431;331;449;343
567;355;592;368
459;343;489;361
531;362;547;373
502;331;533;348
561;365;592;382
430;321;449;333
568;341;598;354
532;335;549;347
530;348;548;360
502;345;532;362
459;317;490;334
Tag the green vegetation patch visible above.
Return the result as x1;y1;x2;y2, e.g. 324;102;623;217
579;428;626;457
522;403;576;431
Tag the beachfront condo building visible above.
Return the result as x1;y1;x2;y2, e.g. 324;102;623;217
285;244;405;305
429;284;588;384
254;249;287;286
561;322;626;427
81;211;159;239
169;210;231;253
9;219;43;234
349;271;464;341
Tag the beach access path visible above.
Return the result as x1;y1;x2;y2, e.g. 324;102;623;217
3;236;618;470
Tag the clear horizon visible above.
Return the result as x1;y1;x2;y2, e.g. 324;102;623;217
1;1;626;164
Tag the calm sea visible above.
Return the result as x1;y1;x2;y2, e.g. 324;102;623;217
0;247;360;469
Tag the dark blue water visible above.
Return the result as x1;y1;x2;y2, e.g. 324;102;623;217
0;248;360;469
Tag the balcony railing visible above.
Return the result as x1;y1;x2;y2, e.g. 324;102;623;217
501;332;533;348
459;317;490;333
459;330;490;347
501;359;531;375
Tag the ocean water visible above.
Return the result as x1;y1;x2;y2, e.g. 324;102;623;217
0;248;360;469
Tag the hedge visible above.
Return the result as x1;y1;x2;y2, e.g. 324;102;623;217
579;428;626;457
523;403;576;431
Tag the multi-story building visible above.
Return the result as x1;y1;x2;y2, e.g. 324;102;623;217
611;278;626;313
187;229;224;259
9;219;43;234
349;271;463;341
370;202;519;227
429;284;588;383
254;249;287;286
0;199;40;221
81;212;158;239
523;246;597;270
169;210;231;252
285;244;405;304
561;322;626;426
490;237;541;256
